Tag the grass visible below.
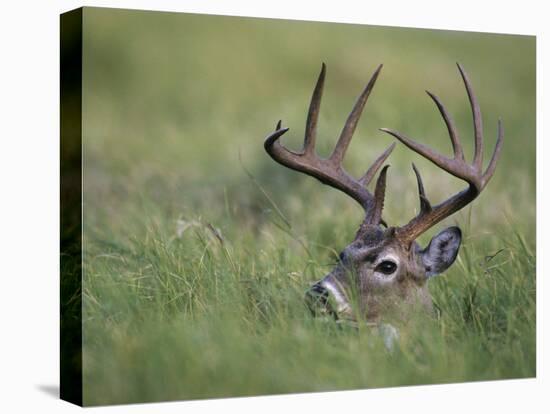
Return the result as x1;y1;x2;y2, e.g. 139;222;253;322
79;8;535;406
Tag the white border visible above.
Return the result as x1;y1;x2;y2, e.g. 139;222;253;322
0;1;546;413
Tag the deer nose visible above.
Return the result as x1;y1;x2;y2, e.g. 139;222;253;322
339;251;346;262
304;282;336;318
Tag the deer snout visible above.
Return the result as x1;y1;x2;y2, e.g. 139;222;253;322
305;282;334;318
304;279;351;319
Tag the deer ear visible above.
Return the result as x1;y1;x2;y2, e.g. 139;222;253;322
419;227;461;278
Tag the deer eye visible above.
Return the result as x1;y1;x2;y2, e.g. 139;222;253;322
376;260;397;275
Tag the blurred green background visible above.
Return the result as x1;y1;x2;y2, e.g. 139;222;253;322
81;7;535;406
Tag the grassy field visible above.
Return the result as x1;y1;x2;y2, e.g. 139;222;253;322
80;8;536;406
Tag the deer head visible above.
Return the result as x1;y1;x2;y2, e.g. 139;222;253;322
264;63;503;325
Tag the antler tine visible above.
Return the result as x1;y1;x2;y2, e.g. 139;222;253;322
379;63;503;243
411;163;432;214
367;165;390;225
457;63;484;171
264;122;292;154
330;64;384;165
425;91;464;161
359;142;396;186
482;118;504;187
303;63;326;156
264;63;394;223
379;127;477;186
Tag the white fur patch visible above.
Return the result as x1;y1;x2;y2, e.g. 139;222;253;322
374;252;400;268
321;280;351;313
378;323;399;351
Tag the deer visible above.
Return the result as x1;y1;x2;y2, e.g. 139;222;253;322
264;63;503;344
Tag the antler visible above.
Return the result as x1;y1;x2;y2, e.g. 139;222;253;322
264;63;395;225
380;63;503;243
